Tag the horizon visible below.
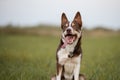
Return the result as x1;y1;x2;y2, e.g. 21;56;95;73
1;23;119;31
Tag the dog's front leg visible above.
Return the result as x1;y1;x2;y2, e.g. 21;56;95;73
57;49;68;80
74;64;80;80
56;63;63;80
74;54;82;80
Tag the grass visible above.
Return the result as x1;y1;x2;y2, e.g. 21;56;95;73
82;35;120;80
0;33;120;80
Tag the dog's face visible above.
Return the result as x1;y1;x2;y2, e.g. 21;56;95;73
61;12;82;44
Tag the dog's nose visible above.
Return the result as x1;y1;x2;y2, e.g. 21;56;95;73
66;29;71;33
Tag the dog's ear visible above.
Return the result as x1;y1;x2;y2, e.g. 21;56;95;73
61;13;68;29
73;12;82;27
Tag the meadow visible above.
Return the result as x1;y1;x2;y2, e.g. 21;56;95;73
0;27;120;80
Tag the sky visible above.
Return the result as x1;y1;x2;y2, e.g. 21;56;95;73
0;0;120;29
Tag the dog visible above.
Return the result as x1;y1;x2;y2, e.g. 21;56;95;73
51;12;86;80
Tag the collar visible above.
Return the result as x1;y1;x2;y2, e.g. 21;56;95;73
68;52;74;58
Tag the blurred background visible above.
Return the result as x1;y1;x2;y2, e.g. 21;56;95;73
0;0;120;30
0;0;120;80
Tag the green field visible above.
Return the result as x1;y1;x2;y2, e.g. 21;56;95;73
0;31;120;80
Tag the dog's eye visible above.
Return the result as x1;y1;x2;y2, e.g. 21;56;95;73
65;23;69;27
63;23;69;28
71;22;81;31
71;23;75;26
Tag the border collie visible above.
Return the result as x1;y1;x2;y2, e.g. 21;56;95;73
51;12;86;80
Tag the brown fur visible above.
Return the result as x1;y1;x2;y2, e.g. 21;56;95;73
51;12;86;80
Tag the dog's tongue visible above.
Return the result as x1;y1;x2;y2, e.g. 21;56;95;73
62;36;75;48
66;36;75;44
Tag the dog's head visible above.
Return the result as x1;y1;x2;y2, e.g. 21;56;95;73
61;12;82;45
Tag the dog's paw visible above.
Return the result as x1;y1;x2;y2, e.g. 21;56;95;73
51;75;56;80
79;74;86;80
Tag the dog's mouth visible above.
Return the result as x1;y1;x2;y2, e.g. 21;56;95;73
64;34;77;44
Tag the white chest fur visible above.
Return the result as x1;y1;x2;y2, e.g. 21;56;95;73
57;39;79;65
57;45;81;80
64;55;81;79
57;44;75;65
